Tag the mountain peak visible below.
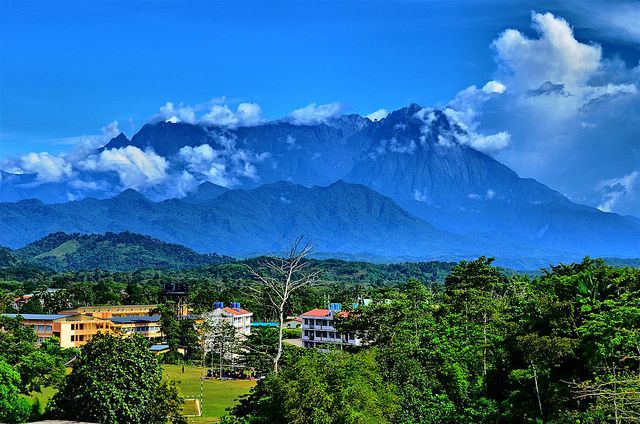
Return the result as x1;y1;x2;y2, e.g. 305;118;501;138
103;133;130;149
114;188;149;202
182;182;228;203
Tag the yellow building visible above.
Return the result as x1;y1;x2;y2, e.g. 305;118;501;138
106;315;162;342
3;311;162;348
60;304;159;318
53;314;114;348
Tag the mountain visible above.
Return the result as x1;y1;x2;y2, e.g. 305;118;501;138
14;231;232;272
0;181;571;269
2;104;640;262
181;182;228;203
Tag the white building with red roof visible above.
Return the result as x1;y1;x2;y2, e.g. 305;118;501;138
206;302;253;337
300;303;359;348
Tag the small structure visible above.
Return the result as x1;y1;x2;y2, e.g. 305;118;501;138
300;303;359;348
149;344;185;356
284;316;302;329
251;321;278;328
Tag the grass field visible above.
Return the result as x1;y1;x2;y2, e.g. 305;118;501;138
163;364;255;423
26;364;254;423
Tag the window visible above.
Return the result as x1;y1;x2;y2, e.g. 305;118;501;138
70;335;74;342
37;325;45;332
45;325;52;332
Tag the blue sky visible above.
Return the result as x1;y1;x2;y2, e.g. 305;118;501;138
2;0;629;152
1;0;639;215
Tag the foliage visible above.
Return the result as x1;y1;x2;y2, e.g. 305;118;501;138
227;257;640;423
15;231;231;272
227;349;399;424
0;316;66;395
0;360;31;423
48;332;185;424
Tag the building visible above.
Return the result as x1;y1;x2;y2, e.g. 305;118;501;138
285;316;302;329
205;302;253;337
13;288;63;310
2;308;162;348
300;304;359;348
59;304;159;318
2;313;114;347
106;315;162;342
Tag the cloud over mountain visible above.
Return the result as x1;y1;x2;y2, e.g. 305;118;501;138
441;11;640;216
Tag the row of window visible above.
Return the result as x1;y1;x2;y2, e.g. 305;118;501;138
121;325;159;333
31;324;52;332
303;318;333;326
303;330;355;340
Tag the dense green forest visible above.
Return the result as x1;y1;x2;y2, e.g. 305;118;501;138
3;250;640;422
224;257;640;423
10;232;231;272
0;256;455;319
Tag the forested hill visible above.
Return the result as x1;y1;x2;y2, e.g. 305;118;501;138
13;232;232;272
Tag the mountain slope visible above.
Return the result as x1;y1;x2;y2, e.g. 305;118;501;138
15;231;231;272
0;181;567;268
2;104;639;261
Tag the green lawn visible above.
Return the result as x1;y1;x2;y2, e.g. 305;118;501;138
162;364;255;422
26;364;254;423
25;386;57;415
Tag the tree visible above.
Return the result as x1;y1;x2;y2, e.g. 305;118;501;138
245;236;321;373
227;349;399;424
48;333;185;424
153;304;182;363
244;327;279;377
206;320;243;378
0;359;31;424
16;350;66;393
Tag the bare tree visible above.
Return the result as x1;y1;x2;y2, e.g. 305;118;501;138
245;236;320;374
567;361;640;424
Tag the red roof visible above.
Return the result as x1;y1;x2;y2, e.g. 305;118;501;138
222;306;252;316
301;308;348;318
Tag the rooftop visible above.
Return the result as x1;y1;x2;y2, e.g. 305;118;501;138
149;344;170;352
301;308;348;318
2;313;71;321
221;306;252;316
252;322;278;327
107;315;161;324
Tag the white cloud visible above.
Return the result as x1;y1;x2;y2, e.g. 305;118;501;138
235;103;263;126
467;132;511;153
285;135;300;150
155;101;263;128
7;152;74;183
288;102;342;125
178;138;269;188
366;109;389;122
492;12;602;90
482;80;506;94
158;102;197;124
596;171;639;213
441;107;511;153
413;189;428;202
198;102;264;127
80;146;168;189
